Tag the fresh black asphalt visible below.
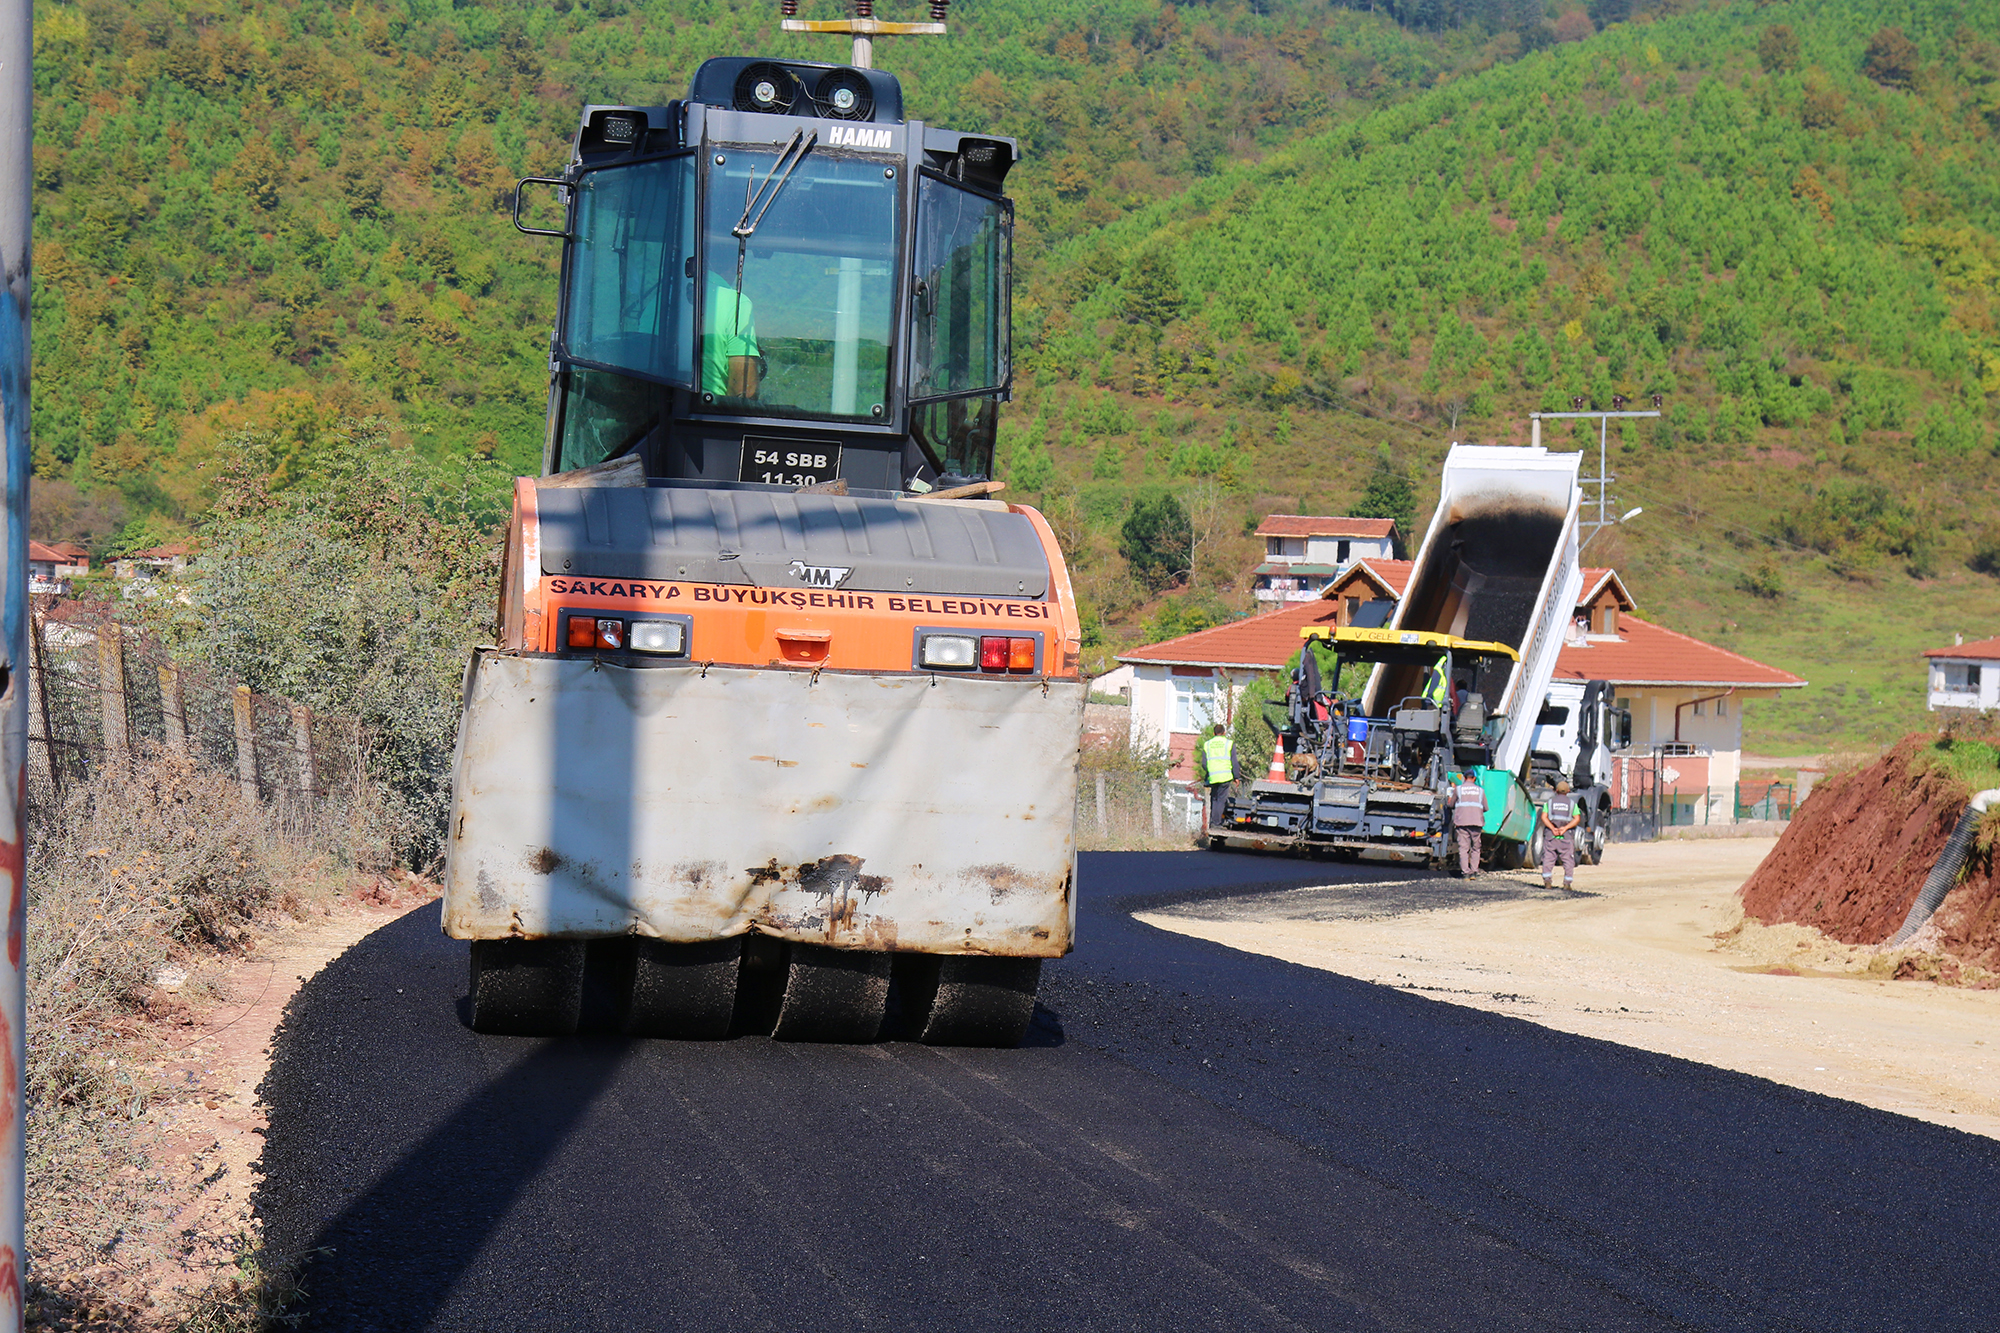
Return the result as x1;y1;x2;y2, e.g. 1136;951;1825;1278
256;851;2000;1330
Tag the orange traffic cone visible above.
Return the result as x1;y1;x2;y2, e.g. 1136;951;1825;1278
1267;736;1288;783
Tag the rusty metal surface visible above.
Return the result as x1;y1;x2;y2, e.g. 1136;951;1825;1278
442;652;1083;956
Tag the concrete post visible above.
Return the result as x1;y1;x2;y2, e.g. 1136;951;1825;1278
97;621;128;762
232;685;259;804
158;663;188;755
291;702;317;799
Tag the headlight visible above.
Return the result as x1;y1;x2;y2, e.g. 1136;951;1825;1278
629;620;686;655
918;634;977;669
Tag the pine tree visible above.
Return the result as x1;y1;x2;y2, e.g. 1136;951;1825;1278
1352;455;1416;546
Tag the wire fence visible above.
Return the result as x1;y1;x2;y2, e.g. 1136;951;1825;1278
30;604;1207;853
1075;768;1205;850
27;601;364;825
1075;702;1203;850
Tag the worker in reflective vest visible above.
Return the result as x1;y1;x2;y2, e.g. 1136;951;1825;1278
1200;723;1235;831
1449;769;1487;877
1541;779;1582;890
1423;666;1449;712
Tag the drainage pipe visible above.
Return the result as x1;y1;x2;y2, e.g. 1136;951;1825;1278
1887;789;2000;946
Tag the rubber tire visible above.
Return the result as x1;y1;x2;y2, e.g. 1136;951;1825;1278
772;944;890;1043
468;938;586;1036
906;956;1042;1048
616;937;742;1039
1587;816;1607;865
1524;824;1545;875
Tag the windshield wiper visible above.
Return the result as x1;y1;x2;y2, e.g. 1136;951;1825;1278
733;129;816;240
725;129;817;349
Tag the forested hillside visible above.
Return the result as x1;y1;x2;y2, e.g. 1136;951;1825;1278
28;0;1517;546
998;0;2000;751
26;0;2000;752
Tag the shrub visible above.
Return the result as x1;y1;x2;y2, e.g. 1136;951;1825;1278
159;421;505;864
1969;531;2000;576
25;746;351;1287
1738;557;1785;600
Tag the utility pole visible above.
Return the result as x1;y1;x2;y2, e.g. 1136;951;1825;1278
0;0;28;1323
1529;403;1659;545
780;0;948;70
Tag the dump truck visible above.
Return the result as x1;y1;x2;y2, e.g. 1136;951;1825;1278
1220;444;1586;870
439;57;1082;1046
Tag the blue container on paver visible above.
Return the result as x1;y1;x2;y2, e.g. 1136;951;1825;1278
1347;718;1370;744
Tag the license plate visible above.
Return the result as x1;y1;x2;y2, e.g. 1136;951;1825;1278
739;438;842;487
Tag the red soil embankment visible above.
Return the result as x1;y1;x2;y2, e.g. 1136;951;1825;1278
1739;737;2000;975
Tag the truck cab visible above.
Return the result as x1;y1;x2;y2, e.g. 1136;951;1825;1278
1524;678;1631;864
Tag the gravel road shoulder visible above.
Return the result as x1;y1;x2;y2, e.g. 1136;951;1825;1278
97;889;427;1320
1139;839;2000;1139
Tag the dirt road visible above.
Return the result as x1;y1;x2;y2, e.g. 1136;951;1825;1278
1140;839;2000;1140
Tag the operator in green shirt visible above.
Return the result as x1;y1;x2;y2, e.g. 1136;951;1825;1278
705;279;761;399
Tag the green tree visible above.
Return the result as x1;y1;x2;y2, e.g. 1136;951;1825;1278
1123;245;1183;326
1120;489;1193;591
1757;25;1800;75
1863;27;1920;89
168;421;505;861
1351;454;1417;543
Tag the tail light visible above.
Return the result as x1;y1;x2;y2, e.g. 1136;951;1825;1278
926;632;1039;673
562;614;687;656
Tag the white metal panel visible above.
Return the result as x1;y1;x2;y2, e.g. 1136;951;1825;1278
1392;444;1582;775
442;652;1084;956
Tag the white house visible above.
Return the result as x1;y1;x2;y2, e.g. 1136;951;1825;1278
1549;570;1807;826
1250;516;1399;605
1924;636;2000;712
1112;599;1343;780
27;539;88;596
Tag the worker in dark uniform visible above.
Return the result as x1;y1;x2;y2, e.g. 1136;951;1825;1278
1449;769;1486;878
1199;722;1236;831
1541;779;1581;890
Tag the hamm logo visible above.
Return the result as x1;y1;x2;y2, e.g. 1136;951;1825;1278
827;125;894;149
788;560;853;588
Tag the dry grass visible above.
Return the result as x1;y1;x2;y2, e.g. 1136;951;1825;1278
25;746;393;1331
1076;727;1202;852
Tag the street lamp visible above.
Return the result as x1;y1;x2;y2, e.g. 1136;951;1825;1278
1582;505;1644;551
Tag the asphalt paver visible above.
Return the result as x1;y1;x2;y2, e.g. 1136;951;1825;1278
257;851;2000;1330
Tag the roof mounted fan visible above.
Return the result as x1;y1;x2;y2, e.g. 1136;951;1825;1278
734;62;800;114
814;68;874;121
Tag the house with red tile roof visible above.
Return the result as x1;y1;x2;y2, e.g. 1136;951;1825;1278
1251;515;1400;606
1922;635;2000;712
1102;567;1805;813
1321;558;1414;627
113;542;191;581
27;539;85;593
